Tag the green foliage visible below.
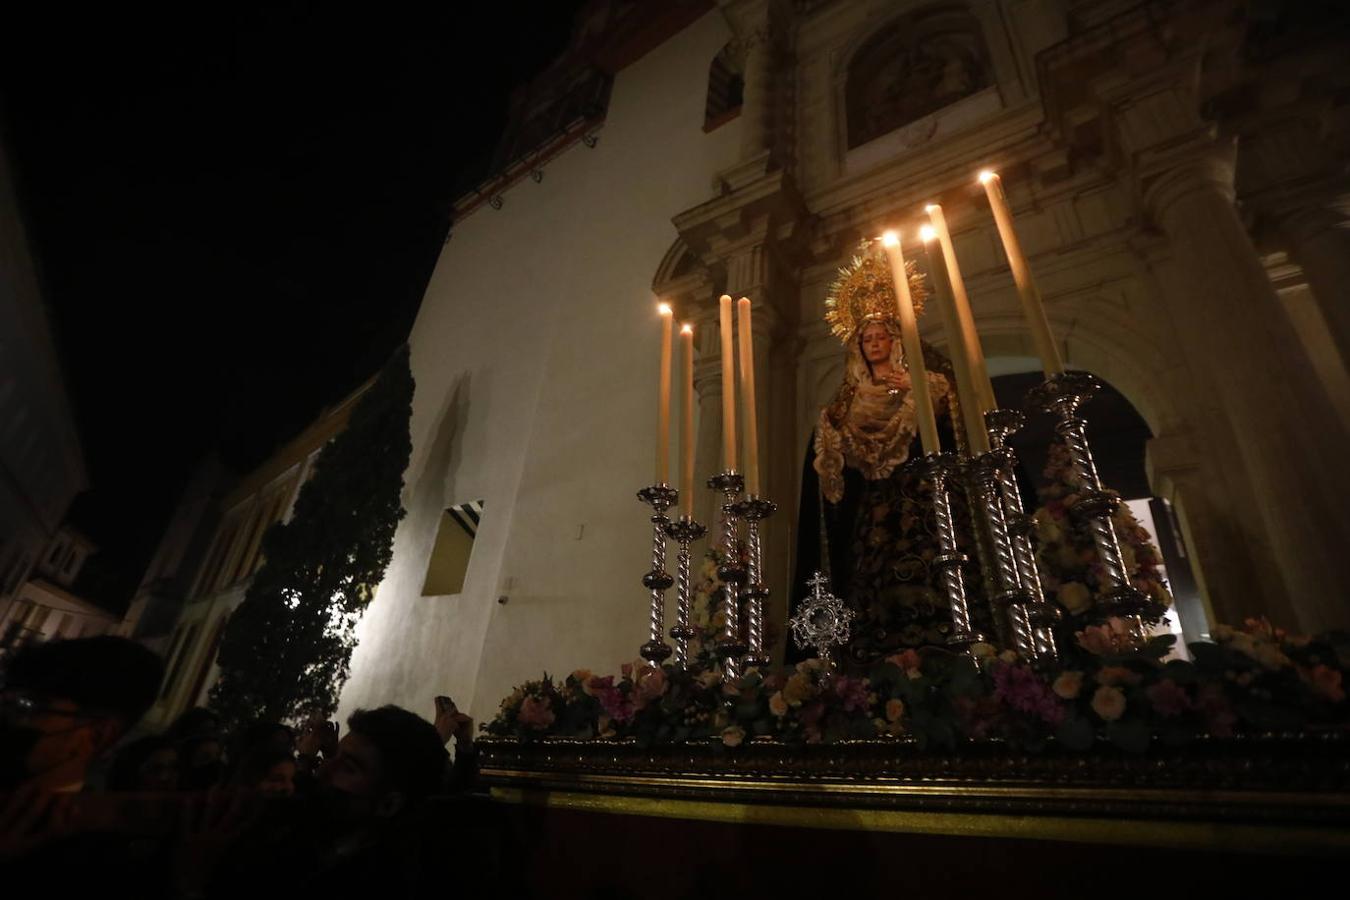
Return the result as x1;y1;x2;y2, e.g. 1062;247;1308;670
209;345;413;731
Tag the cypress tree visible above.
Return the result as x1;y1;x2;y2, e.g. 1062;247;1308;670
210;344;413;730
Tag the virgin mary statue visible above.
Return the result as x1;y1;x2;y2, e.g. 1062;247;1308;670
792;242;991;665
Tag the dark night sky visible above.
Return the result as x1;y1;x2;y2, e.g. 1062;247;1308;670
1;3;587;610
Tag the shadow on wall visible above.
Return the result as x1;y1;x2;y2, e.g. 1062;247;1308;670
410;374;473;582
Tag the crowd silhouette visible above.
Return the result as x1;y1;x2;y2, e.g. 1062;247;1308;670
0;636;491;898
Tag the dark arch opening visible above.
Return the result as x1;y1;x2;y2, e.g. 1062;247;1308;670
786;369;1205;664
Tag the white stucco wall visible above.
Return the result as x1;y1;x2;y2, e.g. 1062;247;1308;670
340;10;741;723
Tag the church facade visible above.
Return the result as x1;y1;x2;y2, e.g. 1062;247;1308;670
337;0;1350;724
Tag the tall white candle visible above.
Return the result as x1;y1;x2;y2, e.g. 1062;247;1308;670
680;323;695;519
881;232;940;456
736;297;761;497
979;170;1065;376
656;303;673;484
921;225;991;456
925;203;997;414
718;294;737;473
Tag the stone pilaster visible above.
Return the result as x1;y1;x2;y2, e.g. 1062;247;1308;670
1141;144;1350;630
1271;200;1350;369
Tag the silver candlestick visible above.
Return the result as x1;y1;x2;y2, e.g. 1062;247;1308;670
663;515;707;671
733;496;776;670
904;452;983;654
963;449;1037;660
708;471;747;680
636;484;677;664
984;409;1060;665
1027;372;1149;634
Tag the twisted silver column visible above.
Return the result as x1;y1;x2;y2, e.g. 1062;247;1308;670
734;496;777;670
1007;602;1035;661
1028;372;1148;632
985;409;1060;665
964;450;1036;659
664;516;707;670
708;472;746;680
906;453;982;654
636;485;677;664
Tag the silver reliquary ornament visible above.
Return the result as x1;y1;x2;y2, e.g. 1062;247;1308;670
790;571;855;673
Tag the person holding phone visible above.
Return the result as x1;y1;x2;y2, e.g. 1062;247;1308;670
433;696;477;794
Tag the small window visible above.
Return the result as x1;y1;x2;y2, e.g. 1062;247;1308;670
422;500;484;596
704;44;744;132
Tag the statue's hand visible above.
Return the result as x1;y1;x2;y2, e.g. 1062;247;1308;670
884;370;911;393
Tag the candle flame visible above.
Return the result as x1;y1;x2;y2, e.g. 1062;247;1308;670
880;230;900;247
919;225;937;243
680;323;693;334
657;302;673;316
978;170;996;184
924;203;940;213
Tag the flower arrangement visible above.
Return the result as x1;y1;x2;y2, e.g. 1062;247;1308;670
485;618;1349;753
1032;441;1172;623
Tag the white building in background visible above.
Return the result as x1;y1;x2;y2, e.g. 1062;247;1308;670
0;526;120;650
334;0;1350;726
0;130;89;631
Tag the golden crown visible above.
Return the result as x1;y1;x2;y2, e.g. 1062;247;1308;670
824;240;929;345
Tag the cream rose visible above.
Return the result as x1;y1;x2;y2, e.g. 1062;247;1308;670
1052;671;1084;700
1057;581;1092;615
782;673;812;707
1091;685;1126;721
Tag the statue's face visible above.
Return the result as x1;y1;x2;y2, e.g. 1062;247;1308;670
860;322;892;364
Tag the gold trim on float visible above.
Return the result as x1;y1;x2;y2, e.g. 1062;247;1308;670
488;785;1350;856
479;766;1350;809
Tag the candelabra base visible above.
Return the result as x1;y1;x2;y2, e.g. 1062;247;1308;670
640;640;673;664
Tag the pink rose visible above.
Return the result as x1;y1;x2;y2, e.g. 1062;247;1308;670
1096;666;1142;686
633;664;668;706
885;649;923;679
885;698;905;723
721;726;746;748
769;692;788;717
517;695;555;730
1301;665;1346;703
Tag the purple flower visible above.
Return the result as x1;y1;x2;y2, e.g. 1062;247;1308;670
992;664;1066;726
832;676;870;713
1145;679;1191;718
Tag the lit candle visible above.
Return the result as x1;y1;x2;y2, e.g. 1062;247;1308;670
921;224;991;456
979;170;1065;376
680;323;695;518
718;294;737;473
924;203;997;413
880;231;941;456
656;303;673;484
736;297;760;496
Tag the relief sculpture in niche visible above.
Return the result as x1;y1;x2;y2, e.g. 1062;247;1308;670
847;15;991;149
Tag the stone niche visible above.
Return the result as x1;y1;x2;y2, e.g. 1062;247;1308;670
844;3;993;151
